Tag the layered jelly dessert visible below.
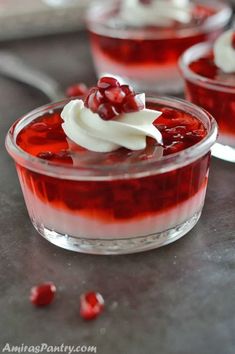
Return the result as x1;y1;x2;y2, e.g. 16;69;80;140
6;77;217;254
180;30;235;162
86;0;231;93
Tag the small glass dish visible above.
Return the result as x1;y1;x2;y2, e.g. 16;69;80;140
5;97;217;255
180;41;235;163
86;0;232;94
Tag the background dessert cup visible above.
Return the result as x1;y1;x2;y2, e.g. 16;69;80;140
180;42;235;163
86;0;232;94
6;97;217;254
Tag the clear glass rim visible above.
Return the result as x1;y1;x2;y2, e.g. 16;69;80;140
179;41;235;93
5;96;218;181
86;0;232;40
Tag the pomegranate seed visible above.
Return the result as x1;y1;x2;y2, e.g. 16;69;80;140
80;292;104;320
98;103;117;120
66;83;88;98
120;84;135;96
30;282;56;307
114;104;123;114
105;87;126;104
232;32;235;49
123;94;144;113
87;90;103;113
84;87;97;108
97;77;120;91
37;151;55;160
83;77;144;119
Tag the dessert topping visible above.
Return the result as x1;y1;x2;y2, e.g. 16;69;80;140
119;0;192;27
214;30;235;73
61;77;163;152
84;77;145;118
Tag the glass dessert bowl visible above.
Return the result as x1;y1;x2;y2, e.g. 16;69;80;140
86;0;232;94
6;77;217;254
180;30;235;163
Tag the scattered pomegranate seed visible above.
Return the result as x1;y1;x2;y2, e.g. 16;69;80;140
123;94;145;113
97;76;120;91
80;292;104;320
98;103;117;120
232;32;235;49
30;282;56;307
104;87;126;104
66;83;88;98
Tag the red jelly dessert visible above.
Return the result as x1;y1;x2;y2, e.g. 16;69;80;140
86;0;231;94
6;86;217;253
180;31;235;162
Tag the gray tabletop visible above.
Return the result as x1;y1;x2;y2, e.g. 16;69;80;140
0;31;235;354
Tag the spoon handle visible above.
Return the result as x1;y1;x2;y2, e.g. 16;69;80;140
0;51;64;101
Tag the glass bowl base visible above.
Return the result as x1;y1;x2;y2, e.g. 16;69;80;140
32;211;201;255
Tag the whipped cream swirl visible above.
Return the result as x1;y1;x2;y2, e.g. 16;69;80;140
214;30;235;73
61;96;163;153
119;0;192;27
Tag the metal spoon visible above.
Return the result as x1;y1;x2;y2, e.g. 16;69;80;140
0;51;64;101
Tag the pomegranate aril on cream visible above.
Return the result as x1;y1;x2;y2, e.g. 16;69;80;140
83;76;144;120
97;76;119;91
80;292;104;320
120;84;135;96
87;91;102;113
98;102;117;120
30;282;56;307
123;94;145;113
104;86;126;104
